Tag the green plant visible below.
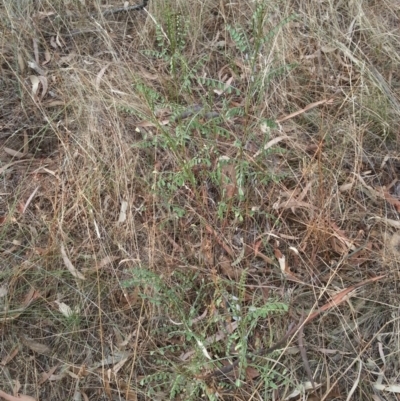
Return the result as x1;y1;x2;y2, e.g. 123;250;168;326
143;8;206;98
227;7;298;112
122;266;288;399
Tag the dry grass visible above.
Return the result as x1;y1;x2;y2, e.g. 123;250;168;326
1;0;400;400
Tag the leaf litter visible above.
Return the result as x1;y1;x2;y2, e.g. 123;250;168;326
1;0;399;399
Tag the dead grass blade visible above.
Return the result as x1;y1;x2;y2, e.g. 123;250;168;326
305;275;386;324
276;96;336;123
21;186;40;214
345;358;362;401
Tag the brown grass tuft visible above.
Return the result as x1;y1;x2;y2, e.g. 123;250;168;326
1;0;400;399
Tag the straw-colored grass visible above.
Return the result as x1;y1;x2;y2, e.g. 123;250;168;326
1;0;399;400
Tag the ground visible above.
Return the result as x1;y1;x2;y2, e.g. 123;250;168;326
1;0;400;400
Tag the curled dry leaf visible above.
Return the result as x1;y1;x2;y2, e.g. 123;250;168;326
4;147;26;158
180;321;238;361
65;364;89;379
38;364;59;385
17;53;25;74
245;366;261;381
373;383;400;393
254;135;290;158
196;340;212;360
29;75;40;99
81;391;90;401
191;308;208;324
274;248;286;273
43;100;65;107
339;181;354;192
56;34;65;48
27;61;46;75
22;287;40;308
118;200;128;223
387;233;400;257
284;381;321;400
58;52;76;65
372;216;400;228
95;63;111;90
20;335;51;355
0;285;8;298
43;49;51;65
112;353;131;374
38;76;48;100
60;244;85;280
213;75;233;96
91;351;133;370
13;380;21;396
50;37;57;49
93;255;118;272
381;187;400;211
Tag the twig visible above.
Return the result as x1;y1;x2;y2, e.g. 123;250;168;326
204;224;234;258
298;312;315;389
